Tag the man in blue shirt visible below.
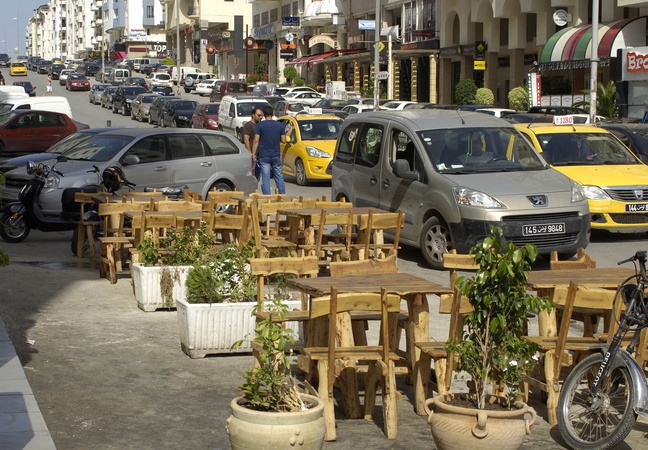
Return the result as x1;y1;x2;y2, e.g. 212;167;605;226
252;106;286;194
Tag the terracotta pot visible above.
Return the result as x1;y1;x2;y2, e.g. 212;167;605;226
425;395;537;450
227;394;326;450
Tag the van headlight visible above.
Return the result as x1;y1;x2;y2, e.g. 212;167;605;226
306;146;330;158
44;175;59;189
580;184;608;201
453;187;505;208
572;181;591;202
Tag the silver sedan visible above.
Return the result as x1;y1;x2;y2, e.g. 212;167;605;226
130;93;160;122
89;83;111;105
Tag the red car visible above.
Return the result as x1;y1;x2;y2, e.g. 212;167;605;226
191;103;220;130
66;73;91;91
0;110;89;153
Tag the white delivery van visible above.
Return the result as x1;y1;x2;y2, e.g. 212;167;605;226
0;86;30;102
133;58;161;72
107;68;131;85
171;66;201;85
0;96;73;118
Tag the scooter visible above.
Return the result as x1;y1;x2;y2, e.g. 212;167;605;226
0;157;134;248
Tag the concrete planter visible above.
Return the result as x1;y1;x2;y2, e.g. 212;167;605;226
175;298;302;358
227;394;325;450
132;264;193;312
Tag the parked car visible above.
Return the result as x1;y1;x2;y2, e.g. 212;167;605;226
503;113;555;124
48;63;66;80
0;53;10;67
148;85;174;96
330;110;591;269
274;86;318;96
100;86;119;109
111;85;148;116
65;73;91;91
598;122;648;160
141;63;161;76
183;73;215;93
209;80;248;103
381;101;418;110
89;83;111;105
278;114;343;185
36;60;53;74
147;72;173;88
282;91;324;106
341;104;374;115
218;95;270;139
130;93;159;122
311;99;348;110
516;122;648;234
79;62;100;77
475;108;517;118
27;57;42;71
0;129;258;216
148;96;179;125
251;83;280;96
160;99;200;128
273;100;309;118
96;66;113;83
191;103;220;130
59;69;74;86
0;110;88;154
8;62;27;77
12;81;36;97
123;76;147;88
264;95;284;110
528;106;587;115
195;79;217;96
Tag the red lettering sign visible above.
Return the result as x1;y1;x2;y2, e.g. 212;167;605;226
626;51;648;72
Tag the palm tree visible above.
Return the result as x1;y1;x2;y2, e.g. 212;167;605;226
573;81;617;118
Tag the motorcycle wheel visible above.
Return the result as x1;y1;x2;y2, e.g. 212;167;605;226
0;211;30;243
557;352;638;450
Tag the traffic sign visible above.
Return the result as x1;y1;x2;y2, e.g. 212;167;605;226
474;60;486;70
376;71;389;80
286;33;294;42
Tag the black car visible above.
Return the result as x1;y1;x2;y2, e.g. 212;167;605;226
599;122;648;161
149;85;174;96
49;63;66;79
528;105;587;115
148;96;179;125
79;62;100;76
111;85;148;116
37;60;53;74
124;76;147;88
27;57;42;71
160;99;200;128
0;53;10;67
141;63;161;76
12;81;36;97
503;113;554;123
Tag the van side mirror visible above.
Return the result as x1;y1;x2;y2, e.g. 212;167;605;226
393;159;419;181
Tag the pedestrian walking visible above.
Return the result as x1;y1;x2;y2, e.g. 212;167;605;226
242;107;263;180
44;74;52;96
252;106;286;194
0;70;5;85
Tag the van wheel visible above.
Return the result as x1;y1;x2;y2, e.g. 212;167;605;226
184;88;190;93
112;104;117;114
420;216;453;270
295;159;309;186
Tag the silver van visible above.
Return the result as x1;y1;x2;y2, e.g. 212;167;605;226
330;110;591;269
107;68;131;85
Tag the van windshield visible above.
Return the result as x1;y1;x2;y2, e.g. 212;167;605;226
63;135;135;161
0;111;18;125
0;104;14;114
418;127;546;173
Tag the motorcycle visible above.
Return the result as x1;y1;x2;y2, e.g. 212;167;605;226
557;250;648;449
0;157;135;253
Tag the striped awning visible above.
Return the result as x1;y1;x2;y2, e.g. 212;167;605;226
539;16;647;70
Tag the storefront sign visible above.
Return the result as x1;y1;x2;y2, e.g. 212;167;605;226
358;20;375;31
129;29;147;41
622;47;648;81
253;24;274;38
280;50;295;59
524;54;538;65
309;35;337;49
474;60;486;70
498;56;510;67
348;34;363;45
539;58;610;71
440;45;462;56
283;17;300;27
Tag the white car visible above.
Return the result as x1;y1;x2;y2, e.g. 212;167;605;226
274;86;318;96
341;104;375;115
59;69;74;86
475;107;517;118
381;101;418;110
282;91;324;106
147;72;173;88
195;79;217;96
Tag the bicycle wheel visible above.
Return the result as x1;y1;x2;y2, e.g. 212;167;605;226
558;352;637;450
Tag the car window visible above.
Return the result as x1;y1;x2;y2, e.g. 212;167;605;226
124;136;167;163
65;135;135;161
228;83;247;93
283;120;296;142
39;113;67;127
15;113;37;127
355;125;383;168
389;129;426;182
237;102;268;117
336;123;360;163
201;134;239;156
539;132;639;165
205;104;219;114
168;134;206;159
141;95;156;103
297;119;340;140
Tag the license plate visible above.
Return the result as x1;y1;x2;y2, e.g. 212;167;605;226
625;203;648;212
522;223;565;236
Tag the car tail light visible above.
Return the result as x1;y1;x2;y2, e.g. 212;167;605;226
285;104;289;115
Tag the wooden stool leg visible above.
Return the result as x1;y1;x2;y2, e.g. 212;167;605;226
363;361;379;420
383;361;398;439
106;242;117;284
317;360;336;441
76;225;86;258
417;352;432;398
86;224;96;261
544;350;558;426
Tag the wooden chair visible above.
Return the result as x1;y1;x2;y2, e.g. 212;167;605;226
207;189;244;213
298;287;402;441
156;200;203;212
522;282;616;425
73;191;105;261
329;253;398;277
206;208;250;245
259;200;303;237
249;198;298;257
300;209;354;265
183;188;202;201
550;248;596;270
98;202;146;284
352;210;405;260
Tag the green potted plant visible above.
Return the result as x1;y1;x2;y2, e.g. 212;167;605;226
133;223;215;311
176;242;302;358
425;227;552;450
227;295;326;450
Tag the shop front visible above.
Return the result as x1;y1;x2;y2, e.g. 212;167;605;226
617;46;648;120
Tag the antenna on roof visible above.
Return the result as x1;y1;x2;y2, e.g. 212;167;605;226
456;109;466;125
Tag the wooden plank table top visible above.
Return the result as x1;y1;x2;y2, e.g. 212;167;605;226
91;194;162;204
527;267;635;290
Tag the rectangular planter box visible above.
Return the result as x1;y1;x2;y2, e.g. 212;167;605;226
132;264;194;312
176;298;303;358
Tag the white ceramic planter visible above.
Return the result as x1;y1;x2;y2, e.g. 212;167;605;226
132;264;193;312
176;298;303;358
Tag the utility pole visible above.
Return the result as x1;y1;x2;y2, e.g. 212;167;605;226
589;1;599;123
245;25;249;77
373;0;380;111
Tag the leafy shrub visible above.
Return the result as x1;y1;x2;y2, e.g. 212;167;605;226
294;77;305;86
283;67;297;85
454;79;477;106
307;83;318;91
475;87;494;106
161;57;175;66
136;223;216;267
254;58;268;80
247;73;259;84
508;86;528;111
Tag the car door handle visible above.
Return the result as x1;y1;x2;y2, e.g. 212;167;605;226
154;166;167;172
370;175;378;185
200;161;212;167
383;179;390;188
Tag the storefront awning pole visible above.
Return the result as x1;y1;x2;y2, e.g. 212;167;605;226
590;0;599;122
374;0;380;111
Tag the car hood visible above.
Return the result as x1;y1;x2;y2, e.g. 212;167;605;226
443;168;573;196
0;153;60;172
175;108;196;116
554;165;648;187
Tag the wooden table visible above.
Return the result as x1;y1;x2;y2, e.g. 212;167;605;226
287;273;452;416
527;267;635;336
124;210;206;245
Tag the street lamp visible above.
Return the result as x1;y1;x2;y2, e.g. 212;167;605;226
13;17;18;56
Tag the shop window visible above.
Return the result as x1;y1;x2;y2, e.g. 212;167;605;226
500;18;508;46
293;2;299;16
270;9;278;23
262;11;269;25
253;15;260;28
526;13;536;43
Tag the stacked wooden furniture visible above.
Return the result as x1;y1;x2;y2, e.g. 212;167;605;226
300;209;354;264
73;191;109;260
550;247;596;270
249;198;298;257
352;210;405;260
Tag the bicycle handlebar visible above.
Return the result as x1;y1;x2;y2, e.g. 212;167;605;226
618;250;648;266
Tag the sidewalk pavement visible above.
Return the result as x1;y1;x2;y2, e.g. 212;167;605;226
0;230;647;449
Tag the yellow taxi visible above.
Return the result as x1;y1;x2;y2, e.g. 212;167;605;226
9;62;27;76
278;113;343;185
515;118;648;232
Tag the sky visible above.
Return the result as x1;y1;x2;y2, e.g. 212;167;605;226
1;1;42;57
